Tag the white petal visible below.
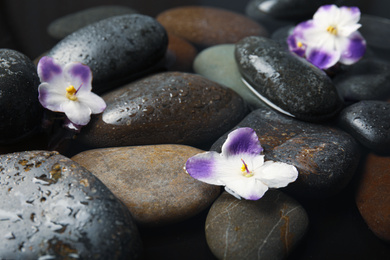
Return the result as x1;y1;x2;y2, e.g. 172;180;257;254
38;83;68;112
257;161;298;188
224;176;269;200
62;101;92;126
77;92;106;114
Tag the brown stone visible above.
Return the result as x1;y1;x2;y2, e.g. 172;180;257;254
165;32;198;72
356;153;390;243
71;144;221;227
156;6;268;47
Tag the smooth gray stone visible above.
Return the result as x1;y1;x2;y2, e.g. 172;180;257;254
48;14;168;94
235;36;343;122
48;5;138;39
206;191;309;260
0;49;42;144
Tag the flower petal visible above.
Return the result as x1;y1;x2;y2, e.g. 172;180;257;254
258;161;298;188
38;82;68;112
62;101;92;126
37;56;64;84
287;34;306;57
313;5;339;25
221;128;263;157
63;62;93;93
339;31;366;65
77;92;107;114
186;152;223;186
339;6;361;28
306;46;340;69
224;177;269;200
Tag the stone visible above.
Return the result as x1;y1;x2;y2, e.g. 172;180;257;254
211;108;361;198
356;153;390;243
47;5;138;39
156;6;268;48
48;14;168;94
193;44;268;110
333;58;390;102
235;36;343;122
165;32;197;72
0;49;43;144
77;72;248;148
72;145;221;227
205;191;309;260
0;150;142;259
338;100;390;154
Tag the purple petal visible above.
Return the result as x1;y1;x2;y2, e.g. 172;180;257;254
186;152;222;185
339;31;366;65
37;56;63;83
64;62;93;93
221;128;263;157
306;47;340;69
287;34;306;57
292;20;315;40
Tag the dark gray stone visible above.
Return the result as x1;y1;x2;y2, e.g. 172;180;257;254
0;150;142;259
338;100;390;154
235;36;343;122
0;49;43;144
48;14;168;94
48;5;138;39
205;191;309;260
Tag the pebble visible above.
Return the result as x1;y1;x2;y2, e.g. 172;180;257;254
338;100;390;154
77;72;248;148
235;36;343;122
47;5;138;39
48;14;168;93
205;191;309;260
71;145;221;227
0;49;43;144
156;6;267;48
211;108;361;198
165;32;198;72
0;150;142;259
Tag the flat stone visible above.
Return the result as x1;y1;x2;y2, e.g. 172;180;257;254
47;5;138;39
165;32;197;72
356;153;390;243
205;191;309;260
71;145;221;227
48;14;168;93
235;36;343;122
0;49;43;144
156;6;267;48
0;150;142;259
193;44;268;110
211;108;361;198
338;100;390;154
77;72;248;148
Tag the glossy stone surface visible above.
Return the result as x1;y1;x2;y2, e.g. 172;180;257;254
235;36;343;122
0;49;42;144
206;191;309;260
165;32;197;72
48;14;168;93
78;72;248;148
72;145;221;227
0;150;142;259
157;6;267;48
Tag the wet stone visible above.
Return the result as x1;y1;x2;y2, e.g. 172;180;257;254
77;72;248;148
205;191;309;260
235;36;343;122
47;5;138;39
338;100;390;154
48;14;168;93
0;49;43;144
0;150;142;259
72;145;221;227
211;108;361;198
156;6;268;49
165;32;198;72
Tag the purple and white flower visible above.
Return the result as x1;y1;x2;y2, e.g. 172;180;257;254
185;127;298;200
37;56;106;128
287;5;366;70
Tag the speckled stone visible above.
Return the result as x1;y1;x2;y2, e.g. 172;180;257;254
206;191;309;260
0;150;142;259
338;100;390;154
72;145;221;227
48;14;168;93
356;153;390;243
77;72;248;148
0;49;43;144
211;108;361;198
156;6;268;48
47;5;138;39
165;32;197;72
235;36;343;122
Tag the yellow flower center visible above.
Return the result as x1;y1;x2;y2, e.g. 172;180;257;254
326;25;338;35
241;159;253;178
66;85;78;101
297;41;303;48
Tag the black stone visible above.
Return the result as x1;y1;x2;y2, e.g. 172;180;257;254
235;36;343;122
48;14;168;94
0;150;142;259
0;49;43;144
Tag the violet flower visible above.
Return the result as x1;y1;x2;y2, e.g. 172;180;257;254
185;128;298;200
287;5;366;70
37;56;106;129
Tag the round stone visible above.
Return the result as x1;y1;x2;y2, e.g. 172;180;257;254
165;32;198;72
72;145;221;227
